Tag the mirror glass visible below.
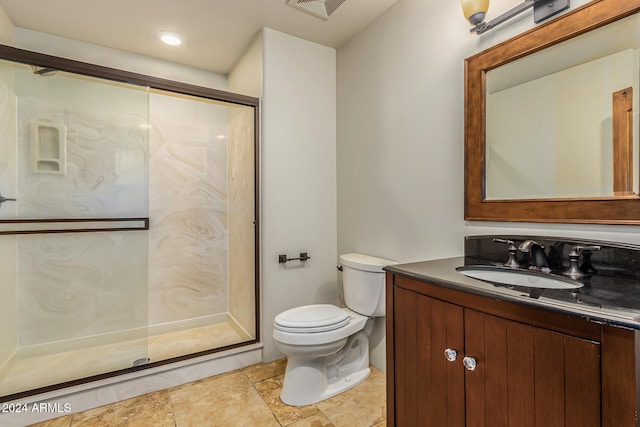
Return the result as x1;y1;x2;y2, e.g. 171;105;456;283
485;13;640;200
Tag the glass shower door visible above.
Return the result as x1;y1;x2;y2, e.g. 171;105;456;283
0;59;150;398
0;48;259;399
146;90;257;362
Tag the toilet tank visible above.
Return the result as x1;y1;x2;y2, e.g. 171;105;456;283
340;253;397;316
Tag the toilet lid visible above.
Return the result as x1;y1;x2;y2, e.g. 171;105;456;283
274;304;351;333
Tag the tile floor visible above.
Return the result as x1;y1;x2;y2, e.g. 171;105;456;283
28;359;386;427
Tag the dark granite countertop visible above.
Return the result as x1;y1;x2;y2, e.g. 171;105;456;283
386;256;640;330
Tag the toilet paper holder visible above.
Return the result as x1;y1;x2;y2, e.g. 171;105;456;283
279;252;311;263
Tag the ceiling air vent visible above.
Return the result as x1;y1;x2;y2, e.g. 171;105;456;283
286;0;347;20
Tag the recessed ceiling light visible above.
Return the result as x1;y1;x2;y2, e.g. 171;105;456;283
157;31;183;46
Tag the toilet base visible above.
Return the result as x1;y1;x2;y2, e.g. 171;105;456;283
279;331;371;407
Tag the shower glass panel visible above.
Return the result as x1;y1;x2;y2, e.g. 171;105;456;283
0;50;258;400
0;59;150;398
8;62;149;219
146;89;256;361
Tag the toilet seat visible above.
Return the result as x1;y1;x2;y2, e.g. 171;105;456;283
274;304;350;333
273;307;368;346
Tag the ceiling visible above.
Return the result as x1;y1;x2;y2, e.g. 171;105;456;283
0;0;398;75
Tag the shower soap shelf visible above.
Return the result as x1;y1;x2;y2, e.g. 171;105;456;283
30;121;67;175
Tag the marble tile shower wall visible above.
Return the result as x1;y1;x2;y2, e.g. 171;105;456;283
227;106;256;337
16;91;149;218
18;233;149;350
148;91;230;328
15;73;150;352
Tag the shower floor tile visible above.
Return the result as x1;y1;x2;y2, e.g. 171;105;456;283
28;360;386;427
148;320;248;361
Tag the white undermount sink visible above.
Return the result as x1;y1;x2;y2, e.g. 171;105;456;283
456;266;583;289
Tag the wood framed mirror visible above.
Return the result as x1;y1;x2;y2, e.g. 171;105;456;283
464;0;640;224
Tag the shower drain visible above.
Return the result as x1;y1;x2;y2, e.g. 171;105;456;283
132;357;151;367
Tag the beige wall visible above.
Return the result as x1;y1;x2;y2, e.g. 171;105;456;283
0;6;13;45
336;0;640;371
228;32;263;99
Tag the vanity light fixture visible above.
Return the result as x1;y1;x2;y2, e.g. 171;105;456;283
157;31;184;46
461;0;569;34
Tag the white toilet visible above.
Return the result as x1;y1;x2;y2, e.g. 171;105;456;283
273;253;396;406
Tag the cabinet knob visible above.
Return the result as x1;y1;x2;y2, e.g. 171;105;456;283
444;348;458;362
463;356;477;371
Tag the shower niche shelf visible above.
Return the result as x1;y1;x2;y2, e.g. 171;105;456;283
30;121;67;175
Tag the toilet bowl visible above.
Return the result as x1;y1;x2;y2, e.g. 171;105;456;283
273;253;396;407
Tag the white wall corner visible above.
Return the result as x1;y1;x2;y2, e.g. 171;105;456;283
228;30;263;98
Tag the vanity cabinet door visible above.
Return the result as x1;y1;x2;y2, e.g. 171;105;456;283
390;282;602;426
393;286;465;427
464;309;601;427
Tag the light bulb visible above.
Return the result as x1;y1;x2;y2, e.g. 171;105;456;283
157;31;184;46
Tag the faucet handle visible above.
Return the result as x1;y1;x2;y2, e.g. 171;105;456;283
563;245;601;278
493;238;520;268
493;238;516;249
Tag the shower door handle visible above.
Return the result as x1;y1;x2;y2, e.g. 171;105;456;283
0;192;16;208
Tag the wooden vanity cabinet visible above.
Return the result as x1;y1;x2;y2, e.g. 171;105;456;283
386;272;640;427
